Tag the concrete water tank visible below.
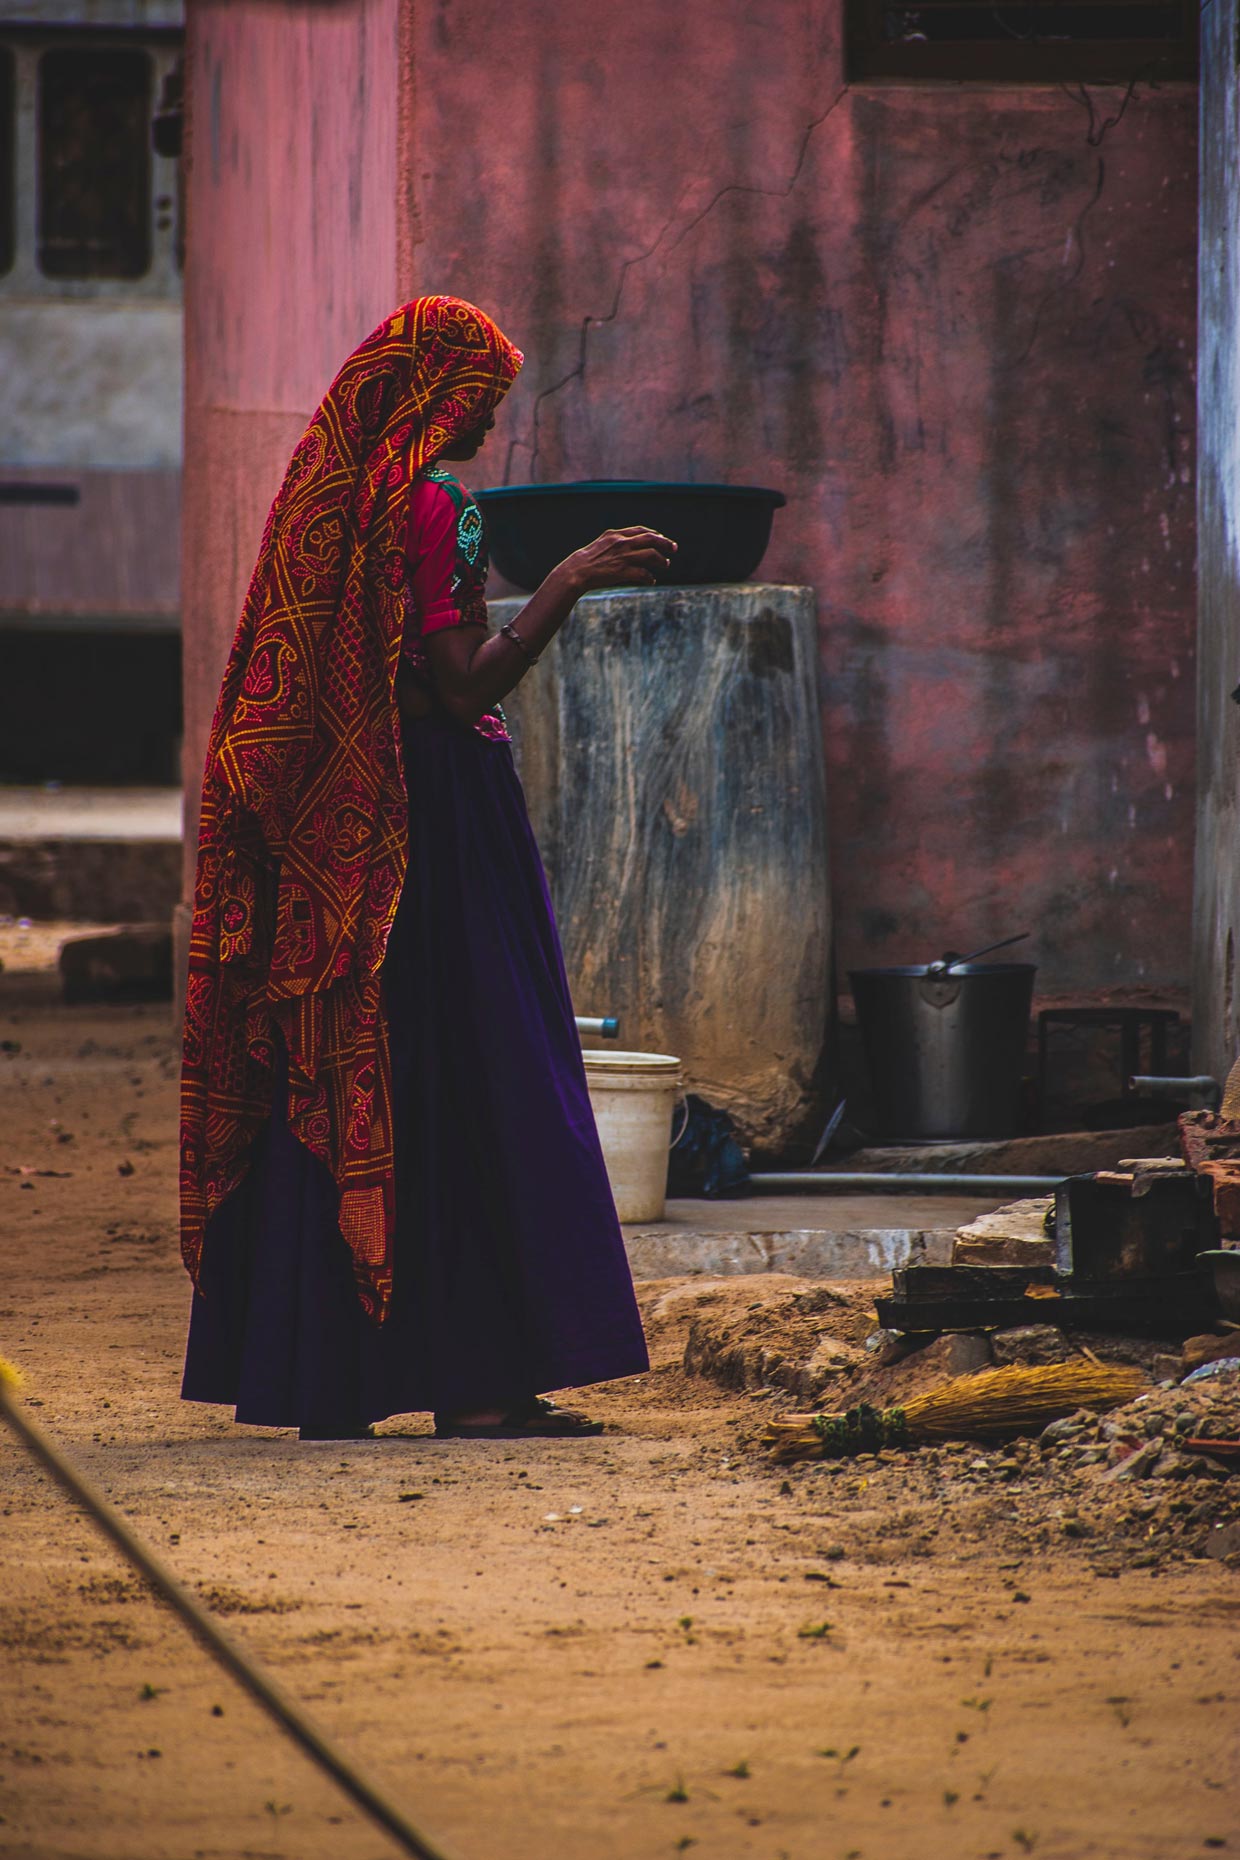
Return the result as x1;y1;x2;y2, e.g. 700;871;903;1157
496;583;831;1156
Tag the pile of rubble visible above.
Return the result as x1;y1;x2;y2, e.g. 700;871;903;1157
717;1164;1240;1568
928;1363;1240;1567
1037;1365;1240;1484
671;1147;1240;1568
763;1363;1240;1572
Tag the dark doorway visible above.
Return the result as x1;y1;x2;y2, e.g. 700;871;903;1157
0;629;182;784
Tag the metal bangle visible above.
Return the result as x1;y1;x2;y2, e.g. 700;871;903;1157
499;620;540;665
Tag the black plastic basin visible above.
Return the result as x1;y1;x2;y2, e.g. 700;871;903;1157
472;481;786;592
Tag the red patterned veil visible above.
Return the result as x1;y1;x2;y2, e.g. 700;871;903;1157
180;296;524;1321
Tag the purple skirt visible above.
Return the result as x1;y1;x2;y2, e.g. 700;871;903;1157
182;715;649;1430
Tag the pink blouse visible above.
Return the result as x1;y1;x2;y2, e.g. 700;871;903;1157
402;466;509;743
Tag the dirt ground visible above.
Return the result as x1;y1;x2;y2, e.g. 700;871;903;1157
2;994;1239;1860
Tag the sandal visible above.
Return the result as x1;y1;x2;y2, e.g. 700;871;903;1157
433;1397;603;1440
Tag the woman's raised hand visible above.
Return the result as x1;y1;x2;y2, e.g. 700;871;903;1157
560;527;677;594
459;525;679;720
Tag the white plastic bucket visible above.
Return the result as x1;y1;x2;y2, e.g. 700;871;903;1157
582;1050;682;1223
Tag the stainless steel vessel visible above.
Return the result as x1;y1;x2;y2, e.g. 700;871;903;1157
850;962;1036;1140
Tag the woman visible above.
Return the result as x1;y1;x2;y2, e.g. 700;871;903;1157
180;295;675;1439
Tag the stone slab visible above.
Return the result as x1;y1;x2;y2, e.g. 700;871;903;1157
620;1192;1007;1281
0;788;182;841
952;1195;1056;1266
653;1193;1007;1232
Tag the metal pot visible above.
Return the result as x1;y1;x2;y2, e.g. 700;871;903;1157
850;962;1037;1140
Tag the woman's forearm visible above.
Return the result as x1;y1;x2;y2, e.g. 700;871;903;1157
422;527;675;727
427;562;586;723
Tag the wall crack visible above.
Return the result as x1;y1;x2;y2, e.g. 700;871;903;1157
505;82;851;482
1011;154;1106;368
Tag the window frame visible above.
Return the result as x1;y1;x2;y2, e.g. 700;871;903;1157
0;25;182;302
38;42;154;282
0;46;14;276
845;0;1199;83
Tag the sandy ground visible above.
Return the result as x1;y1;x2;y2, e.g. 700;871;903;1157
1;997;1238;1860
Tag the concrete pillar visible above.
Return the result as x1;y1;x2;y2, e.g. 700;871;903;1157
176;0;405;1005
498;584;831;1155
1194;3;1240;1083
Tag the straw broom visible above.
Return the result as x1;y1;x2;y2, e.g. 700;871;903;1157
763;1360;1148;1464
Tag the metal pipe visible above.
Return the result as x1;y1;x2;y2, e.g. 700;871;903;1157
749;1171;1064;1194
575;1016;619;1038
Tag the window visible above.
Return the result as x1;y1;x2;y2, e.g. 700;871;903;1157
38;47;152;280
0;48;13;276
846;0;1198;82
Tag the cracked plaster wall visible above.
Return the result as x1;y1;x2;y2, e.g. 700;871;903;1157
181;0;1198;1004
409;2;1197;997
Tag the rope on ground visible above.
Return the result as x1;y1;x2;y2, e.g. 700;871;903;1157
0;1356;463;1860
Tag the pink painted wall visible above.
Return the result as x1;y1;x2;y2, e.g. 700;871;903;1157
179;0;405;918
183;0;1197;997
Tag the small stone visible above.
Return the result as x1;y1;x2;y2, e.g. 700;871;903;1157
952;1197;1055;1264
898;1332;993;1381
991;1324;1072;1368
60;924;172;1004
1205;1521;1240;1561
864;1328;904;1356
1183;1332;1240;1372
1151;1353;1184;1383
1097;1438;1162;1484
1152;1452;1192;1480
802;1336;867;1396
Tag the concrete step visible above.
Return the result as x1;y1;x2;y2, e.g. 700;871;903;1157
0;786;181;921
621;1191;1007;1281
